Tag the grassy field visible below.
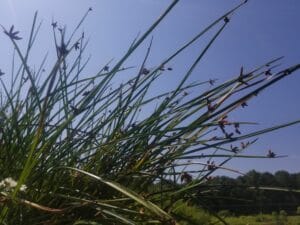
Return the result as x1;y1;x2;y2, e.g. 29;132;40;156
222;214;300;225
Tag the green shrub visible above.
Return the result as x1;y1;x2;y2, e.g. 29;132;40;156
172;200;212;225
218;209;232;218
254;214;267;222
279;210;288;222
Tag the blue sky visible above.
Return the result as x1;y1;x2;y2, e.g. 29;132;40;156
0;0;299;175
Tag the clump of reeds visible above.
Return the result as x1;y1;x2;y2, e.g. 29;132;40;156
0;1;299;224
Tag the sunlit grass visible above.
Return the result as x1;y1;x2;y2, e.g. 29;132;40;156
220;214;300;225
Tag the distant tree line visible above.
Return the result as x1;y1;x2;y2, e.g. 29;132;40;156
195;170;300;215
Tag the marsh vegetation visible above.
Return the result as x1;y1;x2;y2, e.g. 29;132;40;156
0;1;299;224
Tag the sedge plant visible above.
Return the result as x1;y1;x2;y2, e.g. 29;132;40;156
0;1;299;224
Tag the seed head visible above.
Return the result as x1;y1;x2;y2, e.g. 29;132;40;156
51;21;57;28
103;65;109;72
3;25;22;40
